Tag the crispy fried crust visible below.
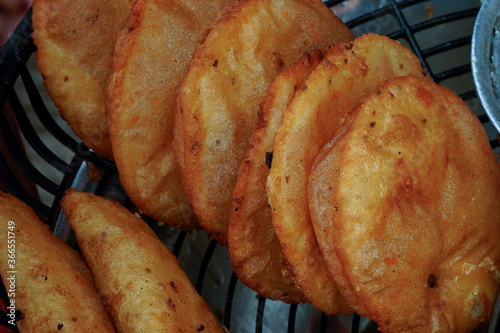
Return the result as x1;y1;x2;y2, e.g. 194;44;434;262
32;0;133;159
228;50;329;304
308;76;500;332
107;0;232;229
61;190;223;333
175;0;354;245
0;192;115;332
266;34;429;314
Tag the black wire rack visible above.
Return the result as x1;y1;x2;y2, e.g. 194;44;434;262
0;0;498;332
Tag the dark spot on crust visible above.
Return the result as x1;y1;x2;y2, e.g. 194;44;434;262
385;319;391;325
370;122;376;128
169;281;178;293
300;85;307;91
167;298;175;309
64;76;68;82
145;268;151;273
216;139;221;146
304;51;312;64
285;176;290;183
45;275;48;281
212;59;218;67
231;77;235;85
422;118;427;123
376;90;381;95
344;58;348;63
58;323;63;330
72;318;77;322
265;151;273;169
233;197;243;208
191;142;200;154
427;274;437;288
276;57;284;69
271;52;285;69
344;43;353;50
86;9;100;25
197;324;205;331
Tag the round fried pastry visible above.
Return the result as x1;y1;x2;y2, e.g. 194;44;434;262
228;50;329;304
175;0;354;244
266;34;429;314
107;0;231;229
32;0;133;159
308;75;500;332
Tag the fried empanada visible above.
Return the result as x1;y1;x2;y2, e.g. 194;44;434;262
175;0;354;244
266;34;429;314
32;0;133;159
107;0;232;229
228;50;328;304
61;190;223;333
0;192;115;332
308;75;500;332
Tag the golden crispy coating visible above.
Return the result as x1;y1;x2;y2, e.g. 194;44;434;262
308;76;500;332
175;0;354;245
266;34;429;315
228;50;330;304
0;192;115;332
61;190;223;333
32;0;133;159
107;0;232;229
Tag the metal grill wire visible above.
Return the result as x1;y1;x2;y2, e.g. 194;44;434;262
0;0;498;332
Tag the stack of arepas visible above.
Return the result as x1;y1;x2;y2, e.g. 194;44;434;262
16;0;500;331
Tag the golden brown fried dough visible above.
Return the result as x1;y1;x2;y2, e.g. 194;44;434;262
0;192;115;332
175;0;354;245
107;0;232;229
267;34;429;314
61;190;223;333
228;50;328;304
308;76;500;332
32;0;133;159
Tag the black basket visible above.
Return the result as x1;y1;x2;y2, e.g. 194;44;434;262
0;0;499;332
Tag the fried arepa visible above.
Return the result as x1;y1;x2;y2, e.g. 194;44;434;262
0;192;115;332
32;0;133;159
61;190;223;333
107;0;232;229
308;75;500;332
266;34;429;314
175;0;354;245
